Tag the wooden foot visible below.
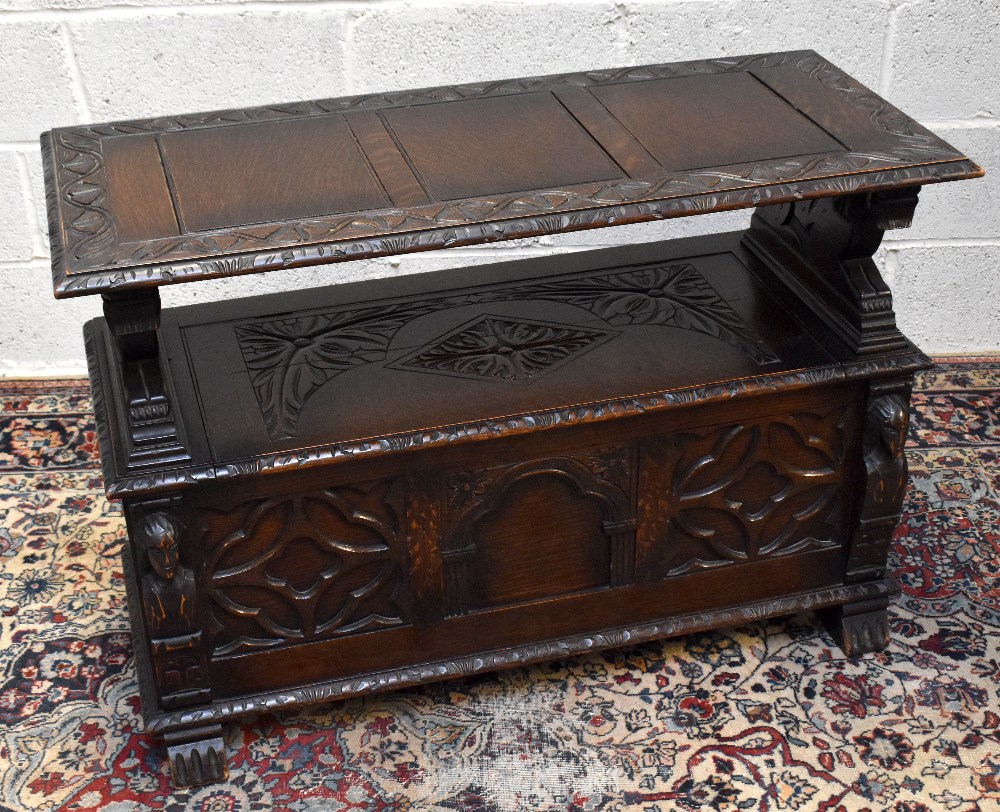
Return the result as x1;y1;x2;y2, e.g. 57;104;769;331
163;724;228;787
820;597;891;656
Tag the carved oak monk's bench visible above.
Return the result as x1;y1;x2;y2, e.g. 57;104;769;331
42;50;981;786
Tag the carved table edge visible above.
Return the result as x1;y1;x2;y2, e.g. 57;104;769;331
145;578;899;734
51;158;981;298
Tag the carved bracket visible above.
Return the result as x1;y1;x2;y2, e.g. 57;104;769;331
744;188;920;355
819;594;893;656
103;289;191;470
162;724;228;787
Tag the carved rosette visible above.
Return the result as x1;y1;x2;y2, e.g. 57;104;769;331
390;315;618;383
133;508;211;711
197;480;411;657
640;408;851;578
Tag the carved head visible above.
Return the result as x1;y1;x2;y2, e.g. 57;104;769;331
870;395;908;456
138;511;180;580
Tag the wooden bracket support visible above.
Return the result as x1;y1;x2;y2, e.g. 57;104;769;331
102;289;191;470
743;188;921;356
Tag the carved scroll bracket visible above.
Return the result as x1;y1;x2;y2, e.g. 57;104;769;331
103;289;191;470
743;188;920;355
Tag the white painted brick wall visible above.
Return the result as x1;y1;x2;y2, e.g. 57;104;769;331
0;0;996;374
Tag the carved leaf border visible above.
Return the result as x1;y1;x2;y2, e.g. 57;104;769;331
49;50;976;293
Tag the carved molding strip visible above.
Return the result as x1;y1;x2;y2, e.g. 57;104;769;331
145;578;899;734
83;322;119;491
50;50;978;294
102;353;933;499
237;261;776;440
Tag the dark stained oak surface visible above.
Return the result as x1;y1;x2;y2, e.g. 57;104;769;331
588;72;843;171
43;50;981;297
159;116;390;233
71;231;877;497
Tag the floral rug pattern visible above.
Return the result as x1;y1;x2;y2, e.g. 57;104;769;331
0;358;998;811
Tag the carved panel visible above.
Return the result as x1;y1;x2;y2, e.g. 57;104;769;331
640;407;852;578
197;479;410;657
237;260;776;440
389;315;617;383
235;300;442;439
442;448;636;614
492;263;779;364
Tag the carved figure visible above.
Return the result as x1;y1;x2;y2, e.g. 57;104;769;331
861;394;908;533
137;511;198;640
842;391;910;587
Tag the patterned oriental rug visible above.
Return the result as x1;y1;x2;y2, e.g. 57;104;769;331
0;358;998;812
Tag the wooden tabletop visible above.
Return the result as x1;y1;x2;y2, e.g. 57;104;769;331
43;50;981;298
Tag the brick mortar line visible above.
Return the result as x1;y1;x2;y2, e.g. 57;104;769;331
1;114;996;151
877;0;904;96
921;118;999;129
612;1;626;66
13;153;47;259
58;20;92;121
1;0;614;21
881;238;1000;249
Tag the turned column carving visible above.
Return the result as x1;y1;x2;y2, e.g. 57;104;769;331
744;188;920;355
102;289;190;469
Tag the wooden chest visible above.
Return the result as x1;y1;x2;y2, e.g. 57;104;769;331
42;50;982;785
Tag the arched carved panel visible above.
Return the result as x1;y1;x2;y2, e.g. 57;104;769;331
196;479;410;657
443;449;636;615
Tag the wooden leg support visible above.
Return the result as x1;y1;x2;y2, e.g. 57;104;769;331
163;724;228;787
820;596;891;657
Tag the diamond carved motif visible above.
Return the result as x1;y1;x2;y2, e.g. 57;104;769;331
390;315;618;383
